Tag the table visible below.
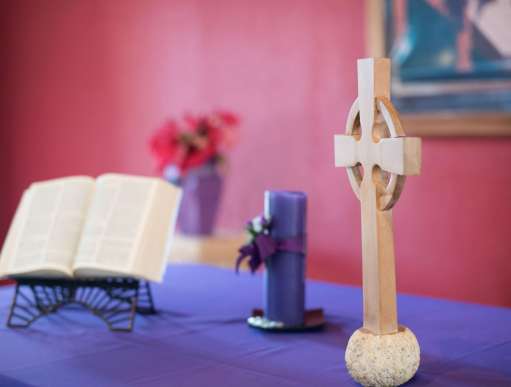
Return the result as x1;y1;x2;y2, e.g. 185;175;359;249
0;264;510;386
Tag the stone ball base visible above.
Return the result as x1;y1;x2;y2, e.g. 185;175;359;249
345;325;420;386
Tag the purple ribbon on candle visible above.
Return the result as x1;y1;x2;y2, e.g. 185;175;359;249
235;216;305;273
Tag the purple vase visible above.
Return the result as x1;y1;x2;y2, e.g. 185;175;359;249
176;165;223;236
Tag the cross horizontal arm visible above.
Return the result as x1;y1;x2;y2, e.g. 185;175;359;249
378;137;421;176
335;134;421;177
334;135;358;168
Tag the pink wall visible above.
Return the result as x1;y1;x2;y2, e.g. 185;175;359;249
1;0;511;307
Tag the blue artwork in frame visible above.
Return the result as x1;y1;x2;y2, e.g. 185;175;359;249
384;0;511;113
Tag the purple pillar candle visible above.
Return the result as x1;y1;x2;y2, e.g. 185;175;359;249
263;190;306;326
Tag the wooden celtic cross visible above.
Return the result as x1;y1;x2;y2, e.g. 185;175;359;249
335;58;421;335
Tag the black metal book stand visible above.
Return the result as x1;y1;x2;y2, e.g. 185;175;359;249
6;277;156;332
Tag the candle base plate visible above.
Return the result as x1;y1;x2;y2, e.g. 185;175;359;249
247;308;325;332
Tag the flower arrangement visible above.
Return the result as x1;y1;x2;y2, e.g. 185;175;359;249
236;215;273;273
150;111;239;183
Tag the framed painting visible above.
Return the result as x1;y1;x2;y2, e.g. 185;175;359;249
366;0;511;136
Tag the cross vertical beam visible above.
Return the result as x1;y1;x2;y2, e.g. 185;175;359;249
358;58;390;139
361;175;398;334
358;58;398;335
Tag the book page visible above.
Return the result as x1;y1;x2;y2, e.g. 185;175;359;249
0;190;29;276
0;177;94;277
131;179;182;282
73;174;157;276
73;174;181;281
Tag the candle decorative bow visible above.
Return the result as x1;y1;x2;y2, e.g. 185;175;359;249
235;215;305;273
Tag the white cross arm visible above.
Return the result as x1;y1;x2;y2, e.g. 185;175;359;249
334;134;421;176
334;135;358;167
379;137;421;176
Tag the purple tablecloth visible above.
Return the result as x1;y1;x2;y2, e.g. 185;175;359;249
0;264;510;386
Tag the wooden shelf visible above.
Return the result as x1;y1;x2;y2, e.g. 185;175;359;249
402;112;511;137
167;232;246;269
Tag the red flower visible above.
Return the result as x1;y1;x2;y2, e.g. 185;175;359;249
210;111;240;151
149;111;240;177
182;142;216;173
150;120;183;172
182;113;200;132
214;110;240;126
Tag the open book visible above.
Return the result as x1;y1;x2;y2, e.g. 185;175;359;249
0;174;182;282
